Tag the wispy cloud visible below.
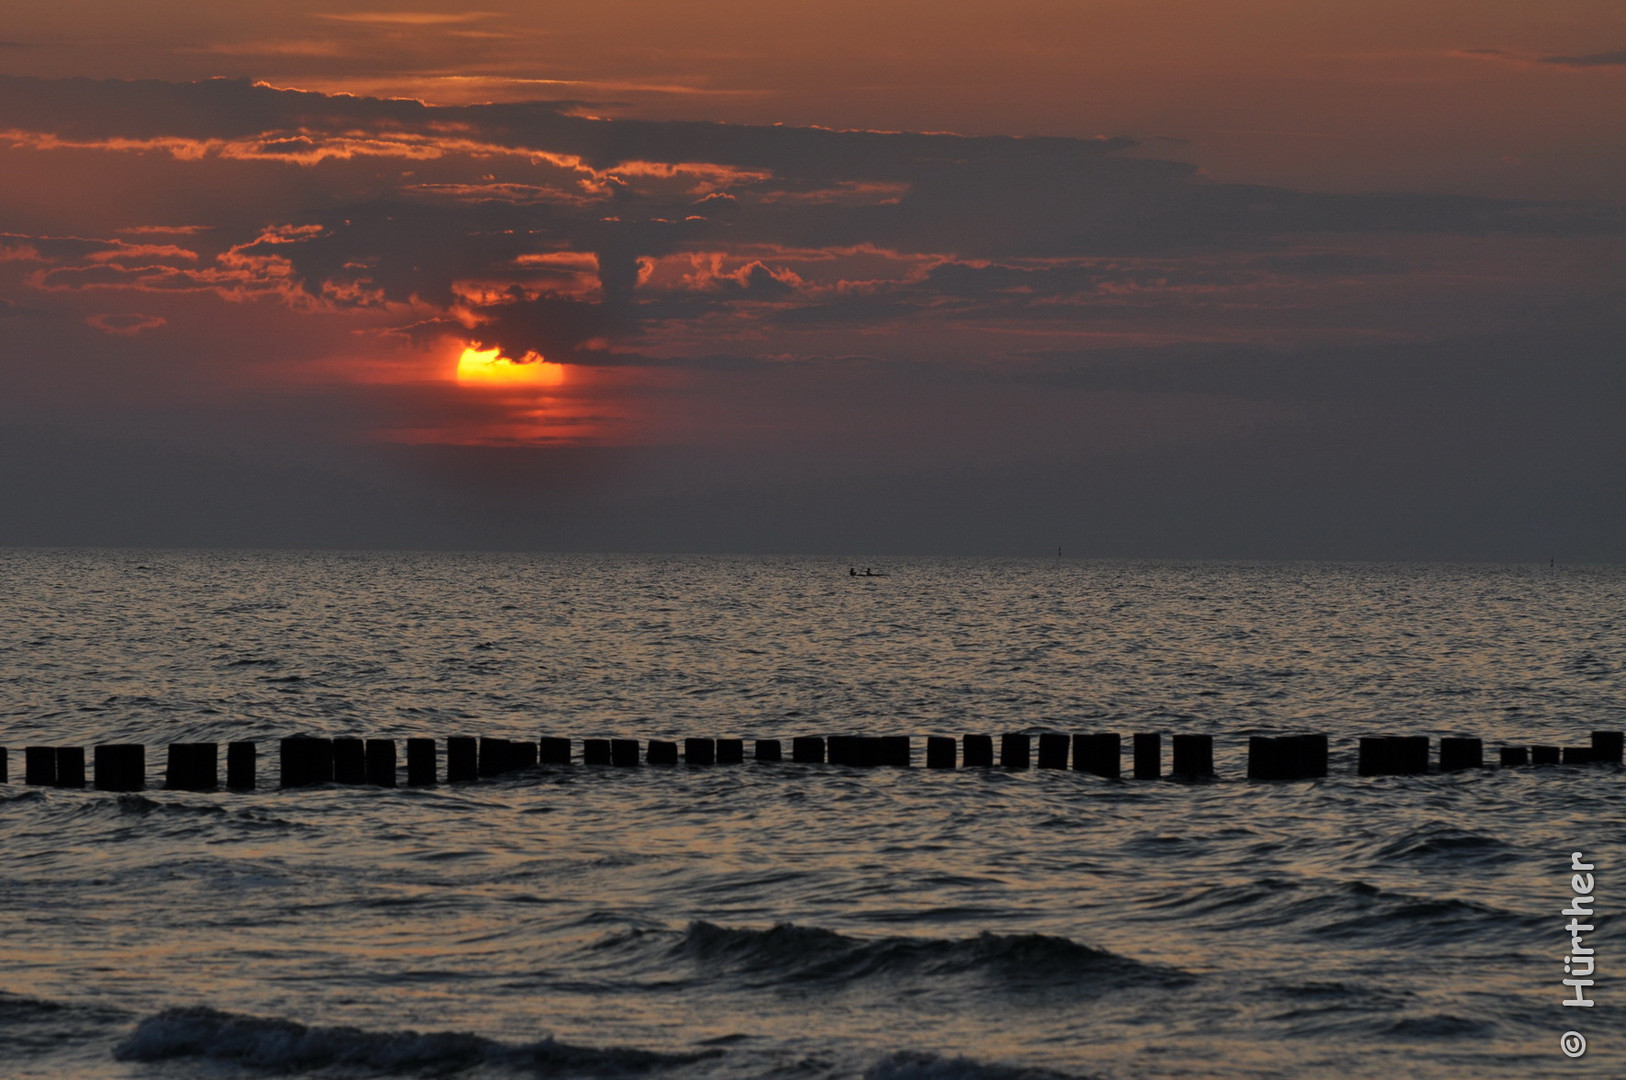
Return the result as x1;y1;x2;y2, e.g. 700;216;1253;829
316;11;500;25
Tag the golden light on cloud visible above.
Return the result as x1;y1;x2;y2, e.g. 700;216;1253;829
454;343;565;387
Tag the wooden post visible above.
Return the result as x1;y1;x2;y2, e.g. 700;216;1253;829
334;738;367;784
754;739;782;762
280;737;334;787
1439;738;1483;771
717;738;744;764
227;742;256;790
0;747;7;785
648;740;678;765
1133;733;1161;780
406;738;436;785
1291;734;1328;778
962;734;994;767
166;743;215;791
583;738;612;765
926;736;957;768
447;736;479;780
882;736;911;767
1074;733;1120;779
1498;746;1529;767
1247;737;1289;780
55;747;86;788
511;740;537;770
1000;733;1030;769
478;737;511;778
94;744;145;792
1590;731;1623;764
538;737;571;765
1171;734;1214;778
1036;733;1069;769
792;736;825;764
1563;746;1596;765
25;746;54;786
830;736;882;766
365;739;396;787
1531;744;1561;765
610;739;640;766
685;738;716;765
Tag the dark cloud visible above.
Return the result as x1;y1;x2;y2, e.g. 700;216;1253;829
1539;49;1626;68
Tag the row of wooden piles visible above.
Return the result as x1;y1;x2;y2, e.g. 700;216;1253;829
1;731;1620;790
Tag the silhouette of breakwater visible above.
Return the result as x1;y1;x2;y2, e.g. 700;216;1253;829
0;730;1622;791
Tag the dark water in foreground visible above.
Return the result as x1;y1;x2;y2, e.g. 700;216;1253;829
1;550;1623;1079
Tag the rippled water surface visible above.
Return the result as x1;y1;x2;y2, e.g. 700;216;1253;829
1;550;1623;1079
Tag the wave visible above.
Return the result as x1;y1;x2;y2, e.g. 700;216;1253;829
675;921;1188;992
115;1006;716;1075
866;1051;1094;1080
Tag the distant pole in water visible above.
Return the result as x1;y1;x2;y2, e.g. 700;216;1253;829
227;742;256;790
95;744;145;792
406;738;437;785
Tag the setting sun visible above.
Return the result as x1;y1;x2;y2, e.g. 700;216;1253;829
454;344;566;387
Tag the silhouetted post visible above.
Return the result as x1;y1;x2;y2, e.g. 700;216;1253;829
926;736;957;768
55;747;86;788
365;739;396;787
1531;744;1561;765
406;738;436;785
882;736;911;767
1247;737;1289;780
333;738;367;784
539;737;571;765
685;738;716;765
478;737;511;778
1439;738;1483;771
1171;734;1214;778
648;740;678;765
280;737;334;787
1133;733;1161;780
447;736;479;781
792;736;825;764
511;740;537;770
963;734;994;767
0;747;7;784
1591;731;1623;765
1563;746;1596;765
1001;733;1030;769
227;742;256;790
1074;733;1120;779
1036;733;1069;769
1360;736;1420;776
583;738;612;765
25;746;55;786
1357;736;1391;777
611;739;640;766
755;739;782;762
1291;734;1329;778
830;736;880;766
717;738;744;764
166;743;215;791
94;744;145;792
1498;746;1528;767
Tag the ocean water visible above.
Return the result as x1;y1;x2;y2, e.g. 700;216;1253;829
0;549;1622;1080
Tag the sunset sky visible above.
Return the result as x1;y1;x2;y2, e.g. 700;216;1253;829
1;2;1622;556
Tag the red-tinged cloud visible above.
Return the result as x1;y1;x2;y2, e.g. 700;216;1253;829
85;312;167;335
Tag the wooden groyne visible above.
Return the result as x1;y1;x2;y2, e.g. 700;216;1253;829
0;730;1621;791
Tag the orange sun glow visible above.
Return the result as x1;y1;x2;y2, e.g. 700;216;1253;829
454;344;566;387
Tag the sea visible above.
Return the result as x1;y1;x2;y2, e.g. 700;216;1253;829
0;550;1622;1080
